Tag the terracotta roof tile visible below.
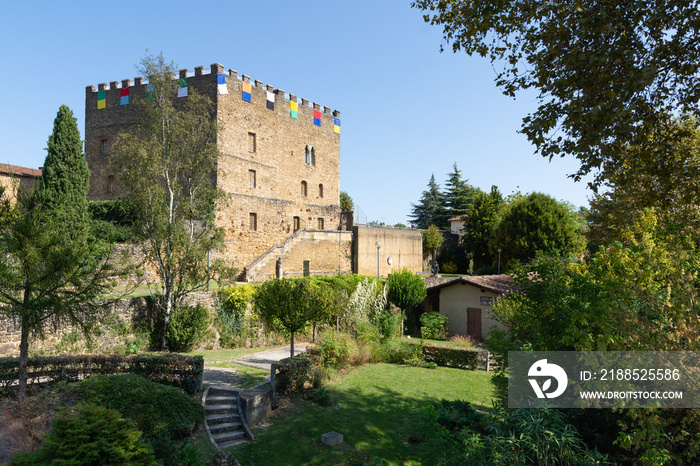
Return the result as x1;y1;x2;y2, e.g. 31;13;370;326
0;163;42;178
423;274;515;295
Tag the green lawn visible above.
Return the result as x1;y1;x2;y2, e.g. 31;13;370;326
209;362;269;389
229;363;496;465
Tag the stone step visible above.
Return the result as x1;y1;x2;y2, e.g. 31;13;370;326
213;430;246;444
209;421;242;434
206;413;240;425
218;438;249;449
205;404;238;415
206;396;237;406
208;387;240;397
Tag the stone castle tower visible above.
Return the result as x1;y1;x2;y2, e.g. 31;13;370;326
85;63;351;279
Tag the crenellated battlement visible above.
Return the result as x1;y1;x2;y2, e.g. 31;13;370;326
86;63;341;118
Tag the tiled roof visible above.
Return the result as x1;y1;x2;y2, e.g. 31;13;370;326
448;216;464;222
423;274;515;295
0;163;42;178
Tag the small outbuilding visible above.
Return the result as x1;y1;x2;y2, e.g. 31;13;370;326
419;275;514;341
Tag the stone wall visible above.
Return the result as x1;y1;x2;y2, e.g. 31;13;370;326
0;292;214;357
244;229;352;281
353;226;423;277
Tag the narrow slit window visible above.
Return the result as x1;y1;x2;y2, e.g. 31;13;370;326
301;181;308;197
248;132;256;152
249;169;256;188
249;213;257;232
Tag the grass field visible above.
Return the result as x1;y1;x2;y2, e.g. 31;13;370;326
230;363;497;465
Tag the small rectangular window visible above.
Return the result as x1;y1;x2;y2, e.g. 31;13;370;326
249;213;257;232
293;216;301;231
100;139;109;157
248;132;256;153
107;175;115;193
249;169;256;188
318;218;324;230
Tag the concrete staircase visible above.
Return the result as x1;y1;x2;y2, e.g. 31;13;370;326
203;387;252;449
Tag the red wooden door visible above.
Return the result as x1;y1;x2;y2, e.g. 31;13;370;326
466;308;482;341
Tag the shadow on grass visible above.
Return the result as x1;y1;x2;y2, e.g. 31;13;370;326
490;373;508;403
231;365;494;465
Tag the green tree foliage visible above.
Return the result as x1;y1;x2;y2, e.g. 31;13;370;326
462;185;504;272
492;211;700;465
254;278;333;357
493;192;583;268
9;404;157;466
386;269;427;335
422;224;444;262
37;105;90;223
112;52;227;351
443;162;478;220
588;116;700;248
410;174;447;229
0;190;121;401
412;0;700;185
339;191;354;212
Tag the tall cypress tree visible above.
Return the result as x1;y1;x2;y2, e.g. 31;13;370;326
39;105;90;222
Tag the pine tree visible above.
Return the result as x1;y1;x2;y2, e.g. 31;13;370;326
409;174;446;229
38;105;90;222
443;162;478;222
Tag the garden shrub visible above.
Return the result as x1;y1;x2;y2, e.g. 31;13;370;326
167;304;211;352
420;401;609;465
378;338;414;364
216;285;256;347
422;345;484;370
149;430;203;466
0;353;204;396
420;312;449;340
318;331;355;369
9;404;157;466
275;354;317;394
58;373;204;439
376;308;402;339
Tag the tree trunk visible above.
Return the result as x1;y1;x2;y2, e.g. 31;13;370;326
162;285;173;351
290;331;295;358
18;319;29;403
312;323;317;343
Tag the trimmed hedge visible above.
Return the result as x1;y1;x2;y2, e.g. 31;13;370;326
274;353;320;394
0;353;204;396
422;344;485;370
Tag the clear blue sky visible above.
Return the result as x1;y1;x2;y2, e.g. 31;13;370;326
0;0;593;226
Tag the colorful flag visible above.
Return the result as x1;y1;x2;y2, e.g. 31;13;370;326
146;83;155;101
97;90;106;109
241;81;251;101
266;91;274;110
177;78;188;98
334;117;341;134
120;87;129;106
314;109;322;127
217;74;228;95
290;100;298;119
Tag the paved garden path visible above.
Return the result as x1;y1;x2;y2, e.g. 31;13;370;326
202;343;309;387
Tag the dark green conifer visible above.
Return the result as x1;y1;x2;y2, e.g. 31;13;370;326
39;105;90;221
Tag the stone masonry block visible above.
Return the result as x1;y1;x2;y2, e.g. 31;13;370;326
321;431;343;447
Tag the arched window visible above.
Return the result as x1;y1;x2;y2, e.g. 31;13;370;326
318;184;324;198
304;145;316;166
301;181;308;197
